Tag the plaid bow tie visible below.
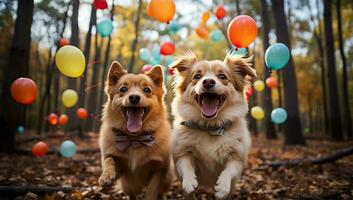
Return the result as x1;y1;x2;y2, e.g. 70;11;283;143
112;128;155;151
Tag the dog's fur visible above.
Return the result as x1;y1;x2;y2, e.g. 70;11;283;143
170;52;256;199
98;61;173;200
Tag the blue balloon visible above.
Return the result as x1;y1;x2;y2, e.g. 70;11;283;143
165;56;174;66
265;43;290;70
149;57;160;65
151;46;161;59
168;21;181;33
210;29;223;42
17;126;25;134
271;108;288;124
59;140;77;158
139;48;151;61
97;19;113;37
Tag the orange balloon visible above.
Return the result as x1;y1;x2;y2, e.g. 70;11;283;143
48;113;58;125
32;141;48;157
59;38;70;47
149;0;175;23
215;5;227;20
59;114;69;125
11;77;37;105
202;11;210;23
77;108;88;119
266;77;278;89
227;15;257;48
196;25;209;39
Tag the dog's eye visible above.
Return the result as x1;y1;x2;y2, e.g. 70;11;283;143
143;87;151;93
120;86;128;92
194;74;201;80
218;74;227;80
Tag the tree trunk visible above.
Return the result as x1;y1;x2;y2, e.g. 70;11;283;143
0;0;33;152
97;0;116;121
272;0;305;145
261;0;277;139
307;0;329;135
67;0;80;131
336;0;352;138
79;4;97;109
86;33;102;131
323;0;343;140
128;0;143;72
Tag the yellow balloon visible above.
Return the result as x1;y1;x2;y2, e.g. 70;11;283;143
251;106;264;120
55;45;86;78
254;80;265;92
62;89;78;108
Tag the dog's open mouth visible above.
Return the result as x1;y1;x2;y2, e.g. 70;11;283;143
195;93;226;118
121;107;149;133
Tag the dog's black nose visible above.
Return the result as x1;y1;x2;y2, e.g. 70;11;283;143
202;78;216;89
129;95;140;104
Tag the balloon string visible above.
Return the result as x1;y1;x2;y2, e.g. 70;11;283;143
90;113;101;122
85;83;101;92
269;70;272;74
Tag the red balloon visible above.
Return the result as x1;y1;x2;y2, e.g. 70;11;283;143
11;77;37;105
266;77;278;89
227;15;257;48
77;108;88;119
59;114;69;125
32;141;48;157
246;87;254;96
59;38;69;47
141;64;153;73
160;42;175;55
215;5;227;20
48;113;58;125
93;0;108;10
168;68;175;76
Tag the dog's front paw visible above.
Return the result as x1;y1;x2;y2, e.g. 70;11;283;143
98;169;116;186
182;174;198;194
214;176;231;199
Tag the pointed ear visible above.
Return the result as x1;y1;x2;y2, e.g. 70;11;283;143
147;65;164;87
107;61;126;86
224;55;257;79
169;51;197;74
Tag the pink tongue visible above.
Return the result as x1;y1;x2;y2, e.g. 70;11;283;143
126;108;143;133
201;95;219;117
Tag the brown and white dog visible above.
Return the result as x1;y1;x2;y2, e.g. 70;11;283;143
170;52;256;199
98;61;173;200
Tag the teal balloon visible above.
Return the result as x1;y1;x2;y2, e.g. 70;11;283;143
59;140;77;158
168;21;181;33
165;56;174;66
17;126;25;134
265;43;290;70
139;48;151;61
211;29;223;42
152;46;161;60
271;108;288;124
231;47;247;56
149;57;160;65
97;19;113;37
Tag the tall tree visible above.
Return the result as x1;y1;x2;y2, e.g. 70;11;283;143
86;31;102;131
272;0;305;145
67;0;80;130
128;0;142;72
336;0;352;138
0;0;34;152
79;4;97;109
98;0;116;115
261;0;277;139
307;0;329;135
323;0;343;140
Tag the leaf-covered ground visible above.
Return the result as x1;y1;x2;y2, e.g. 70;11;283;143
0;132;352;199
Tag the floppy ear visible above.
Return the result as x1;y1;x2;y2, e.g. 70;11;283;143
147;65;164;87
107;61;126;86
169;51;197;74
224;55;257;79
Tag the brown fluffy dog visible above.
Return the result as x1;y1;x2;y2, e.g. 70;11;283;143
98;61;173;200
170;52;256;199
